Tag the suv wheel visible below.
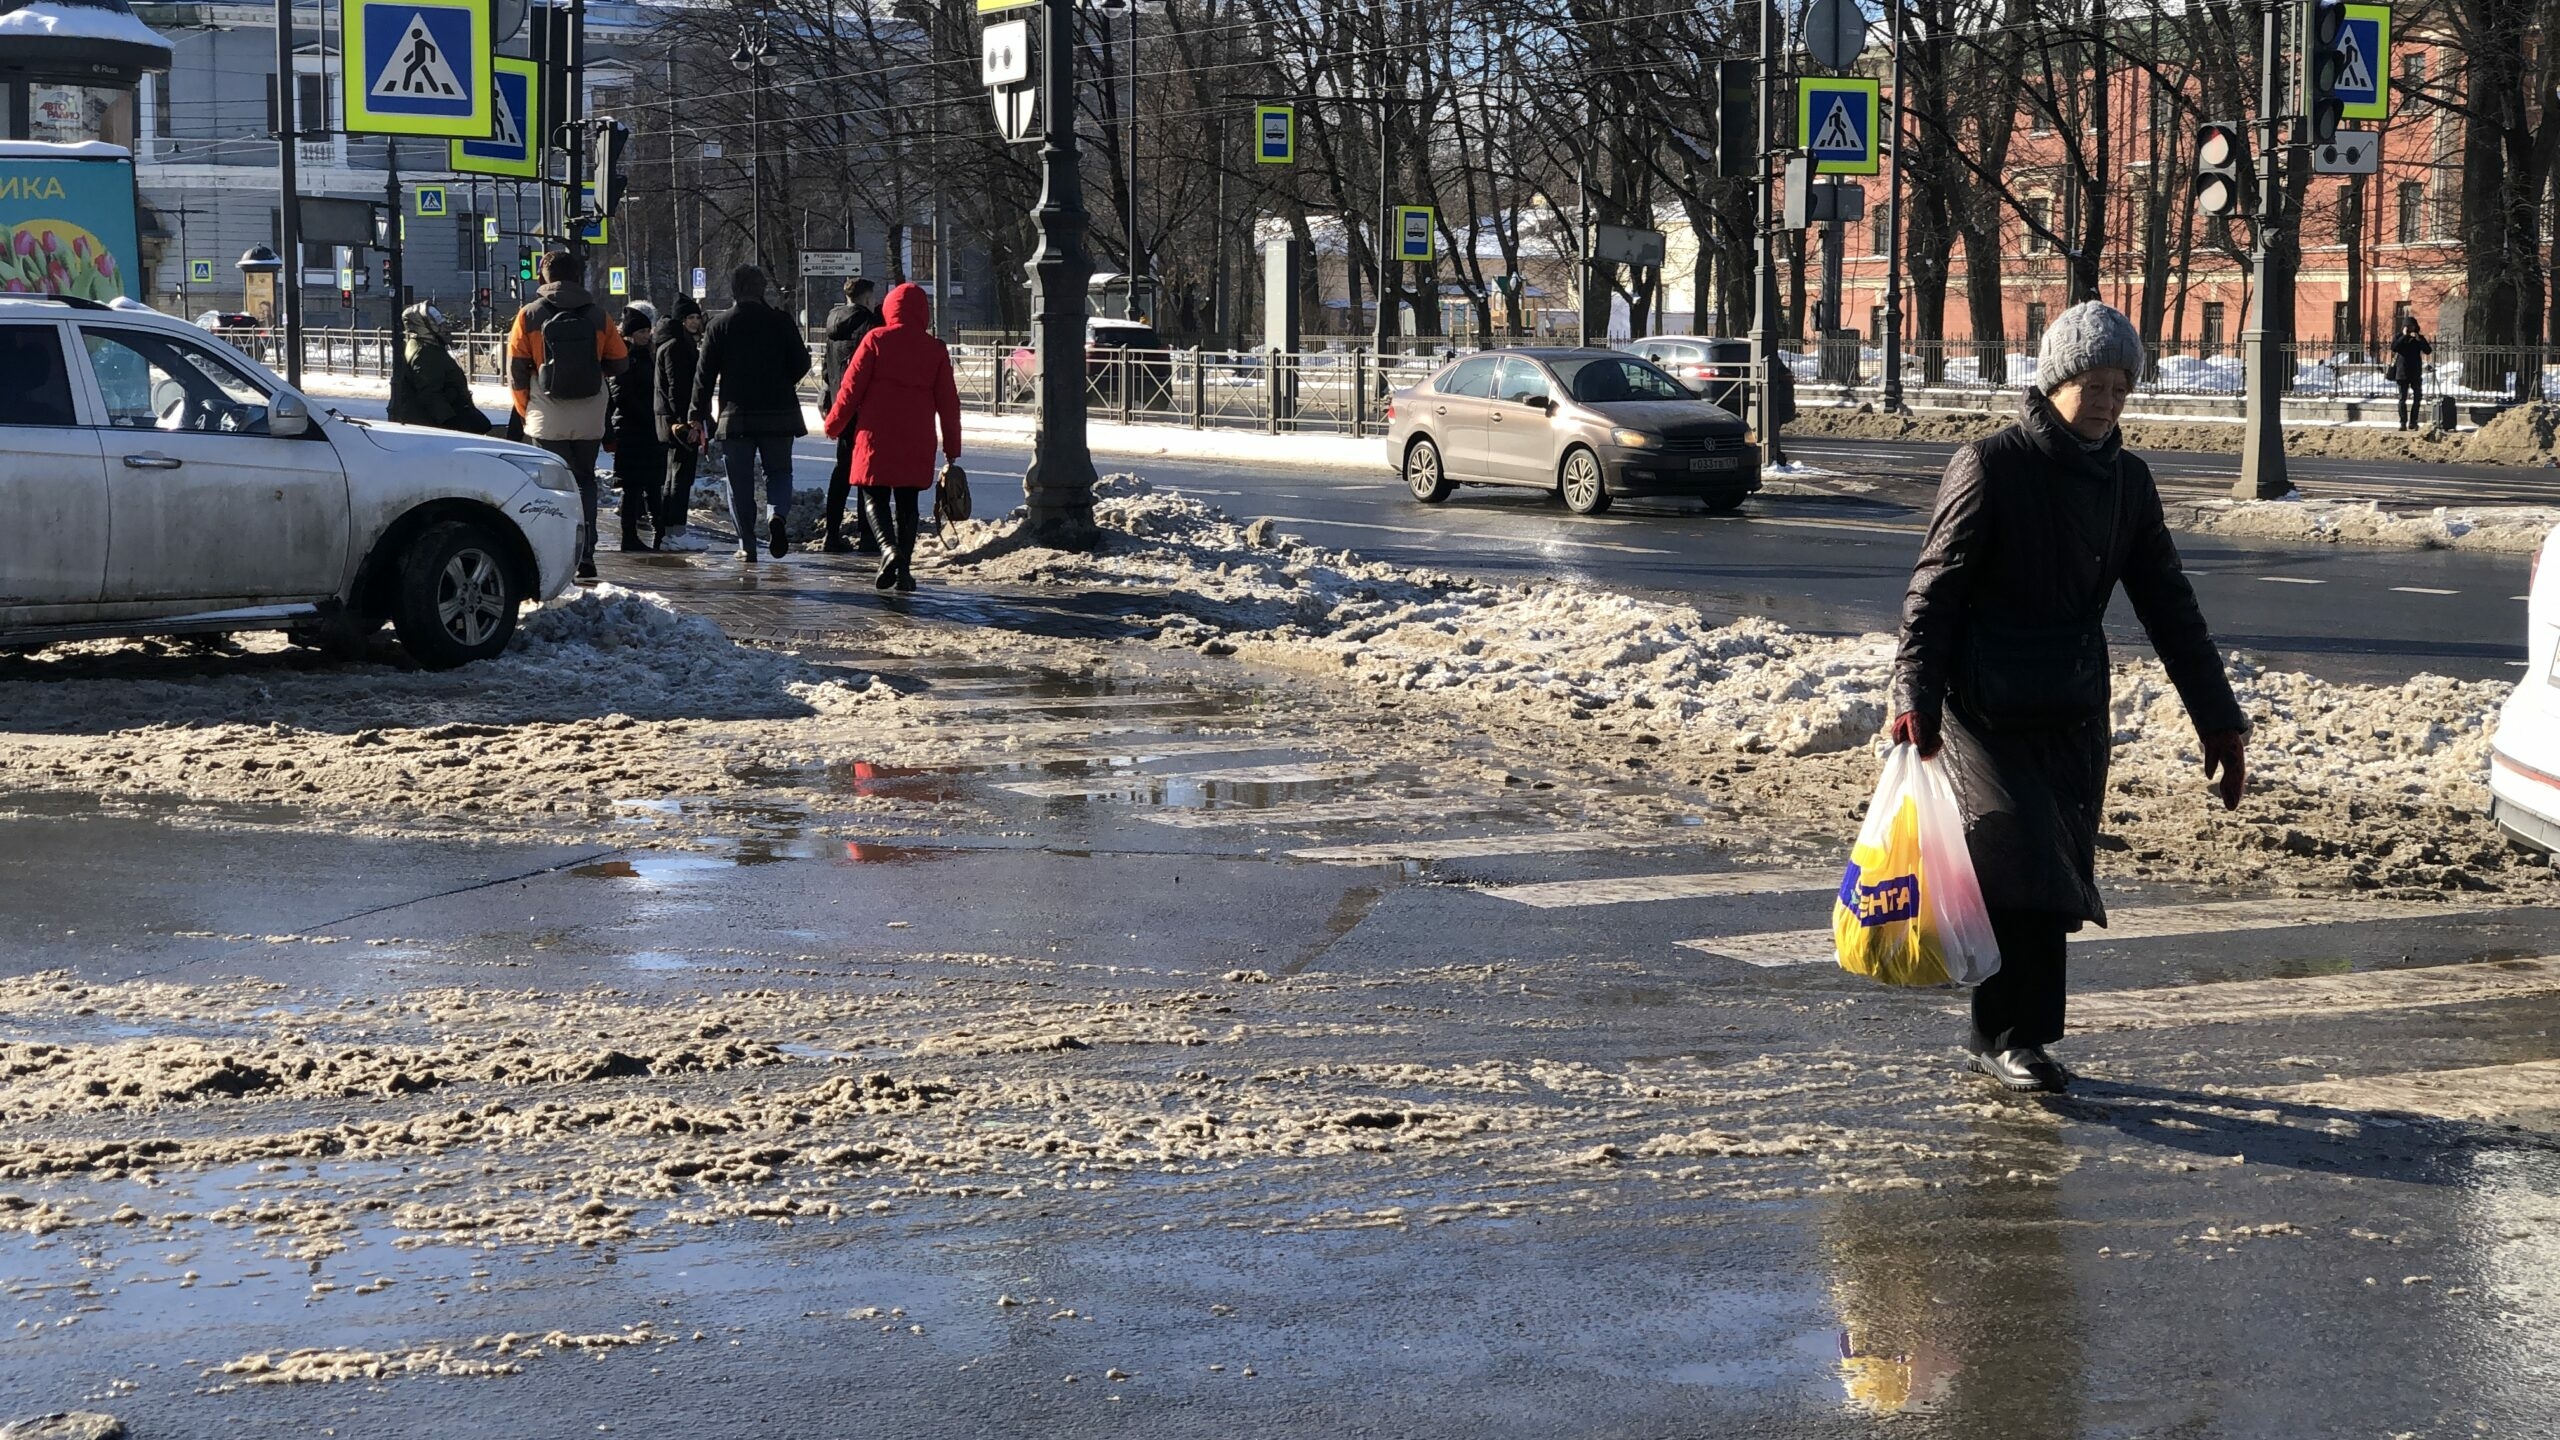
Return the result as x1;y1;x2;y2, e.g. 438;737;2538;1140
1559;448;1612;515
391;520;521;669
1406;438;1454;503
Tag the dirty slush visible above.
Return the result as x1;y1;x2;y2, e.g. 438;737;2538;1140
1;478;2549;1436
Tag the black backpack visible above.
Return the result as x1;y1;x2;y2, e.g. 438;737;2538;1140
535;300;604;400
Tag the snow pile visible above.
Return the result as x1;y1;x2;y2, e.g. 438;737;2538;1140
2168;498;2560;555
952;480;2513;814
0;585;871;735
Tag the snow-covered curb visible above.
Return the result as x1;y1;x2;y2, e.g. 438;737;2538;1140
2167;498;2560;555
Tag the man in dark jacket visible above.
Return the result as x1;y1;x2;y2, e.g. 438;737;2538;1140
1889;301;2248;1096
653;294;705;545
820;278;882;554
689;265;811;561
607;306;664;550
388;303;490;433
2389;317;2434;431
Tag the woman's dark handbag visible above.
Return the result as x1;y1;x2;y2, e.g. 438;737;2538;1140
934;462;973;524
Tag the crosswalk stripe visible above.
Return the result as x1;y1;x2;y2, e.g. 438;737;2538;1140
1142;796;1505;829
1288;830;1699;864
2069;954;2560;1031
2260;1058;2560;1125
998;761;1373;798
911;694;1208;714
1680;899;2475;969
1480;867;1840;909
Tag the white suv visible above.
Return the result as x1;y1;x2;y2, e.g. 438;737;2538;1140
0;296;579;668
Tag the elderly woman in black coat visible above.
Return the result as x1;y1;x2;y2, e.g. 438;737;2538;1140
1889;301;2250;1095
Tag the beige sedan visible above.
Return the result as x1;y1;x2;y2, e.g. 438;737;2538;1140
1383;347;1761;515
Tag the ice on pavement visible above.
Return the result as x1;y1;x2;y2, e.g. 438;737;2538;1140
2168;497;2560;554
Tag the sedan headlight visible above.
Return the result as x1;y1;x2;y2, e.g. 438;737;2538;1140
490;450;578;493
1611;428;1660;449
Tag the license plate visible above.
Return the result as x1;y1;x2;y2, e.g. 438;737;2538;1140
1688;455;1741;472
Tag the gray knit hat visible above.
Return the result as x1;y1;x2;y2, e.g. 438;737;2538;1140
2034;301;2144;394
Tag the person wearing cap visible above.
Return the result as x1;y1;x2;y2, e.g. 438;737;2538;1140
653;294;707;547
387;302;490;434
1888;300;2250;1095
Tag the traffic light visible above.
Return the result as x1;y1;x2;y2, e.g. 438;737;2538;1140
590;120;631;216
1716;60;1757;177
2193;123;2253;219
2303;1;2349;143
516;249;534;283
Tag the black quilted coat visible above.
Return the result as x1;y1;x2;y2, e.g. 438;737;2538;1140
1890;390;2248;924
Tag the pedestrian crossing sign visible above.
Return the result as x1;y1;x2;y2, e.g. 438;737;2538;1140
343;0;491;138
482;216;499;243
188;259;213;284
579;181;609;245
608;266;627;296
1255;104;1294;164
414;186;446;218
2338;4;2392;121
451;55;538;176
1797;76;1880;176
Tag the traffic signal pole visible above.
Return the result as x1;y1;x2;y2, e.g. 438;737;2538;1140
2237;0;2293;500
1747;0;1785;466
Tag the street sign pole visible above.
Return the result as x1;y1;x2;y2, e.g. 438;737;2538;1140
1881;0;1906;413
1748;0;1784;465
1019;0;1100;550
2237;0;2292;500
387;137;407;406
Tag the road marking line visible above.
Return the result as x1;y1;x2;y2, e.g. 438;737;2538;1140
2070;954;2560;1031
912;694;1210;714
998;761;1373;797
1679;899;2472;969
1257;515;1676;557
1143;796;1505;828
2258;576;2326;585
2391;587;2459;596
1289;830;1700;863
1478;867;1840;908
2261;1057;2560;1125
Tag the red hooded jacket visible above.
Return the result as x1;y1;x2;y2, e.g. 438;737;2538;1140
823;282;962;490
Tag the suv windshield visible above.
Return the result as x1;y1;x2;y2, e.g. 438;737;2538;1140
1552;354;1691;404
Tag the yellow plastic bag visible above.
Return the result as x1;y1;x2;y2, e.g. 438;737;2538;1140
1833;744;2001;986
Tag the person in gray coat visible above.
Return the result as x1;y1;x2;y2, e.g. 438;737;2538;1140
1889;301;2250;1095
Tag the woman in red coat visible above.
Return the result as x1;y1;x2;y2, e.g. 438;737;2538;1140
822;282;962;592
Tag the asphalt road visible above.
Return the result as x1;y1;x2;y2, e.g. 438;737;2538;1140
952;434;2535;686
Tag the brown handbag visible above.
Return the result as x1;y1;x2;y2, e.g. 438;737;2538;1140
933;462;973;524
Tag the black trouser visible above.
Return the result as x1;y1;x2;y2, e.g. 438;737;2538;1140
661;438;698;536
825;432;879;548
616;438;665;544
862;486;920;575
2397;379;2425;430
1970;908;2071;1055
539;437;602;567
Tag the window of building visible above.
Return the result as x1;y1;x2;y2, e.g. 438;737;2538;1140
2338;188;2358;245
2397;181;2423;244
2333;301;2352;343
2150;79;2178;136
1871;200;1891;256
1869;304;1884;342
2393;300;2414;334
2026;301;2049;341
2028;101;2051;136
151;73;171;140
2202;301;2227;355
2024;195;2051;254
2403;51;2426;83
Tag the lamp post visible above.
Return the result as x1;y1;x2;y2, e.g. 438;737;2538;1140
728;22;778;271
1021;0;1100;548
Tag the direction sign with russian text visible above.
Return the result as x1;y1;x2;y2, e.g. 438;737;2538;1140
343;0;493;138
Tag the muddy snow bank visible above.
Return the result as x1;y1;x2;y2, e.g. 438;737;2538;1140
2166;498;2560;555
955;479;2524;893
0;585;863;734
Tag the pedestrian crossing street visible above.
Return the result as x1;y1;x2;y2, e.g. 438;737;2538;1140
1677;897;2472;968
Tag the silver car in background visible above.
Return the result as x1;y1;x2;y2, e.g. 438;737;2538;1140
1384;348;1762;515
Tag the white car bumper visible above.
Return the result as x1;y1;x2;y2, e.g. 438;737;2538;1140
508;484;583;601
2490;745;2560;854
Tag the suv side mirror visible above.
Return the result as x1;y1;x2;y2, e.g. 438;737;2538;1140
269;390;311;438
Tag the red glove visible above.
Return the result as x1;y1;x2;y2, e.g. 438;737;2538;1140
1889;711;1942;759
2201;730;2247;810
